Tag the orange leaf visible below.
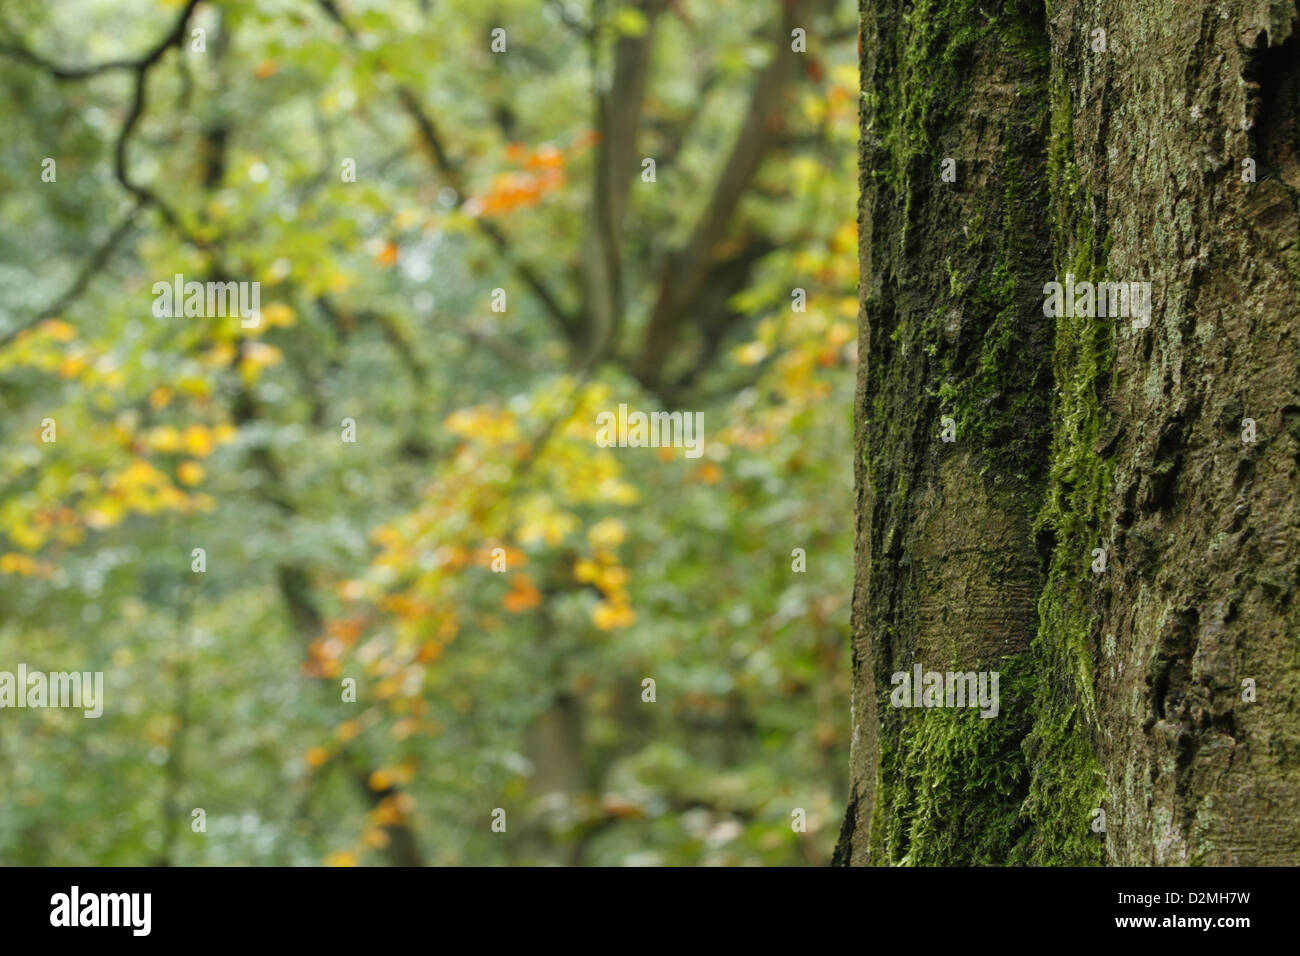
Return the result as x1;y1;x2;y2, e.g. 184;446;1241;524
503;573;542;613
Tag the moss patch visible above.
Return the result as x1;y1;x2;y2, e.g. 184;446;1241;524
1018;68;1111;865
878;654;1035;864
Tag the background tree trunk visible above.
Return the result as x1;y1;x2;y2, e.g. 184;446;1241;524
840;0;1300;865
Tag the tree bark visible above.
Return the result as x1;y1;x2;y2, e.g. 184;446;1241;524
840;0;1300;866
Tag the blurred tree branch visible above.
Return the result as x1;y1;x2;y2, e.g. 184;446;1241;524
578;0;665;366
0;0;201;81
0;197;145;349
635;0;828;392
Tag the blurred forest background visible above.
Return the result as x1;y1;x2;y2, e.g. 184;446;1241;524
0;0;857;865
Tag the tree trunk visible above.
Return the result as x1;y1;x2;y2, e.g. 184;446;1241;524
839;0;1300;866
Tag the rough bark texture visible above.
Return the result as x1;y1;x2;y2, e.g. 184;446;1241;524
840;0;1300;866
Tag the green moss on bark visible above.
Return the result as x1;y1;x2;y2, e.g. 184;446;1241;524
1018;70;1110;866
852;0;1057;866
879;655;1035;864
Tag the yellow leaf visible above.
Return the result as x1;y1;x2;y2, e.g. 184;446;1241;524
828;321;854;347
243;341;282;367
0;553;38;576
41;319;76;342
238;342;282;384
597;565;628;591
390;717;418;740
117;459;167;492
592;601;635;631
149;426;183;453
84;501;125;530
182;425;214;458
177;461;204;486
736;341;768;366
58;355;88;379
176;375;212;397
586;518;626;550
262;303;297;328
202;343;236;367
